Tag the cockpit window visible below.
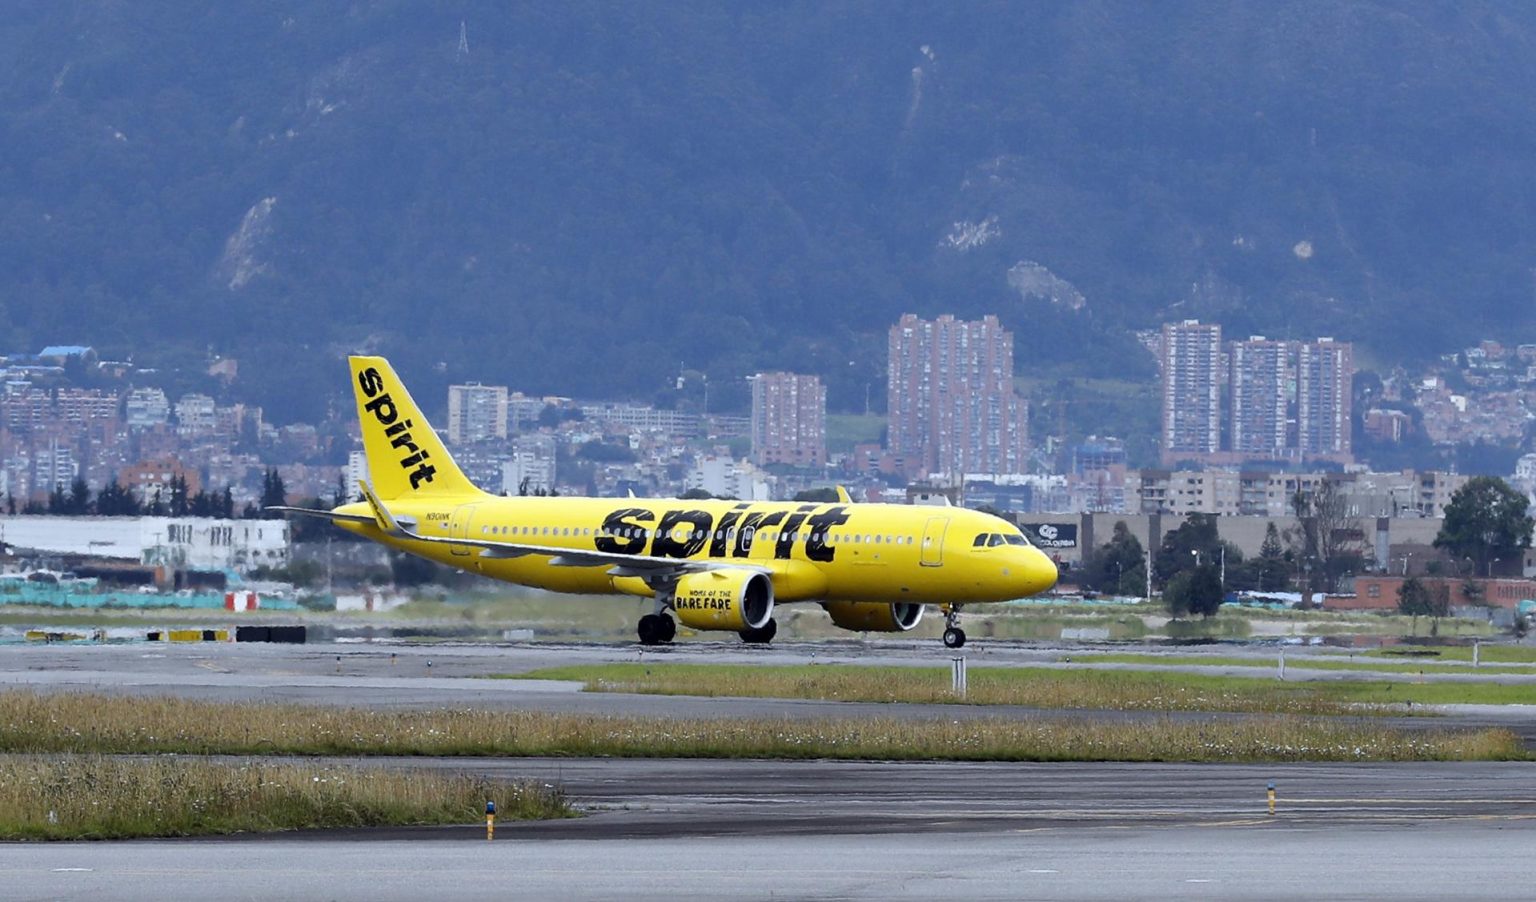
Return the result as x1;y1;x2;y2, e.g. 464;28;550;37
1003;534;1027;546
988;533;1008;547
973;533;990;547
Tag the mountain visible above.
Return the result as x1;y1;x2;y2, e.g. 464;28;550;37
4;1;1536;421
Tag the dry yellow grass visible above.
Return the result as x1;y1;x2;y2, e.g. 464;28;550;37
0;691;1522;763
0;754;568;840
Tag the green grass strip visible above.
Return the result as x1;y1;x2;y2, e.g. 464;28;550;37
511;663;1536;710
0;754;569;840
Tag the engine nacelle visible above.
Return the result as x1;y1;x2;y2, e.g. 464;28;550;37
823;601;924;632
672;569;774;631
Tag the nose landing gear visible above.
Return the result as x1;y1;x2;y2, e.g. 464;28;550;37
941;604;966;649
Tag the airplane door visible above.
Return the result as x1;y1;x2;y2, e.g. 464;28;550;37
920;516;949;567
448;504;479;556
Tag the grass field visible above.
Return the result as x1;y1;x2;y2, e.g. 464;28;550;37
512;662;1536;710
1086;652;1536;675
0;755;569;840
0;691;1520;763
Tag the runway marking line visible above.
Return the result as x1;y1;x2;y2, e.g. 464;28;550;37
1284;798;1536;805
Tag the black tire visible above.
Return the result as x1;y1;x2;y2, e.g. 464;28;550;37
657;614;676;643
943;627;966;649
638;614;663;645
738;618;777;644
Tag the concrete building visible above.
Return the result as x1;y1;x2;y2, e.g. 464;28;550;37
174;394;217;438
1159;320;1223;464
580;403;699;437
0;515;289;573
1228;337;1291;459
750;372;826;468
118;458;202;505
685;455;769;500
124;388;170;428
1297;338;1353;462
446;383;509;445
887;314;1028;478
499;434;558;495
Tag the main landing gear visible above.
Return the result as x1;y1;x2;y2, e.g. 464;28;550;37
941;604;966;649
738;619;777;645
637;612;675;645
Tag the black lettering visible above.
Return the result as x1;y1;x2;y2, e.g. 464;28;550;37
385;419;413;437
400;449;429;468
652;509;713;558
358;367;386;398
409;464;436;489
709;504;750;557
774;505;818;560
363;393;398;425
595;508;654;555
805;506;850;563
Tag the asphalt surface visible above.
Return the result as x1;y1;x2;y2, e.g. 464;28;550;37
3;640;1535;900
4;758;1534;900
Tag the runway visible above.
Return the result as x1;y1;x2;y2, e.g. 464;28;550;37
2;641;1534;899
4;758;1534;900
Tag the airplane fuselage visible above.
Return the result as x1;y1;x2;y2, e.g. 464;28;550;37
334;494;1057;605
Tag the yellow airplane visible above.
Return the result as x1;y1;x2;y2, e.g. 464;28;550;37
275;357;1058;648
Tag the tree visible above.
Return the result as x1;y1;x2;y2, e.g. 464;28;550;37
168;474;189;516
259;468;288;517
1256;522;1290;591
95;478;141;516
1398;576;1451;636
1082;520;1146;596
792;487;840;503
1164;564;1222;618
1434;476;1534;577
189;489;214;518
1154;514;1234;589
1289;477;1366;593
47;484;67;514
67;477;91;515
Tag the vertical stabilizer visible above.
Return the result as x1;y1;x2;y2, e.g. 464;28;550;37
349;356;482;500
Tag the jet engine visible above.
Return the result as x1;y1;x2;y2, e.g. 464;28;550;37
823;601;924;632
671;569;774;631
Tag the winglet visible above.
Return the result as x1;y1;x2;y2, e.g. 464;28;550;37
835;485;853;504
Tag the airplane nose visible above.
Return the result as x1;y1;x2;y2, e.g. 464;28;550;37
1023;547;1058;595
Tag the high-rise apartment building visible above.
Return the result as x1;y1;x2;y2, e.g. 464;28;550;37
1159;320;1222;463
750;372;826;467
1228;336;1291;458
887;314;1029;477
1297;338;1353;460
446;383;508;445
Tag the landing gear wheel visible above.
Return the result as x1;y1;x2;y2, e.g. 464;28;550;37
943;627;967;649
638;613;669;645
738;618;778;644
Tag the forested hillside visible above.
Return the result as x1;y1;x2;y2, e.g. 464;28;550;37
3;2;1535;420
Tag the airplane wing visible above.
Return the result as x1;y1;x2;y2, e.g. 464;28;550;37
354;481;770;580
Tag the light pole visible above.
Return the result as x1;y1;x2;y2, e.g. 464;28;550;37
1489;558;1500;578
